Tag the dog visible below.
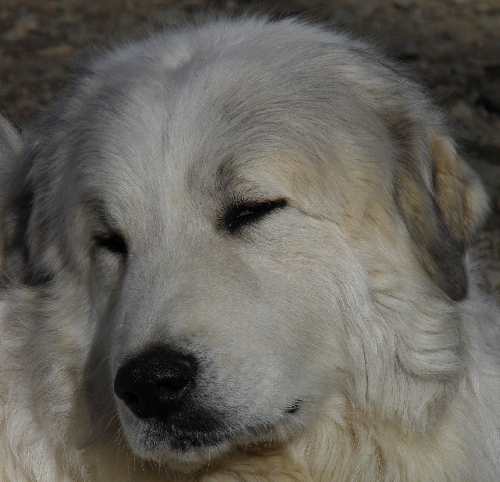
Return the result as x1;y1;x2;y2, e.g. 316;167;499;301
0;16;499;481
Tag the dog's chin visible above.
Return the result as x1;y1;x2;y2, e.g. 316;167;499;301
130;424;231;471
116;407;224;472
117;402;306;473
126;426;231;473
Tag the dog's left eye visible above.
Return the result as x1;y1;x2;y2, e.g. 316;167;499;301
223;199;287;233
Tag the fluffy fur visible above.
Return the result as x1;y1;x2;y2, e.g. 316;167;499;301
0;17;499;481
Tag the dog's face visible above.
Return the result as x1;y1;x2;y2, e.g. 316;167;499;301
3;18;488;472
56;42;368;466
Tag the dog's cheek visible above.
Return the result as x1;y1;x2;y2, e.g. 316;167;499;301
91;247;125;283
86;251;126;325
247;216;372;389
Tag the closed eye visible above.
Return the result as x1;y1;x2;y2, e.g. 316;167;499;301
222;199;287;233
94;232;128;257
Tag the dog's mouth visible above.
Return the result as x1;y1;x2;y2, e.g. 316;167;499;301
139;412;227;454
117;397;305;469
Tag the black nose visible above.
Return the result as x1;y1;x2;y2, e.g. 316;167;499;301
114;347;197;420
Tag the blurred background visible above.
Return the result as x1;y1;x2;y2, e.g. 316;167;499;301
1;0;500;290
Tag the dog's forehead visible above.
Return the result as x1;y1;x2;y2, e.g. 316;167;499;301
48;19;399;230
79;48;332;191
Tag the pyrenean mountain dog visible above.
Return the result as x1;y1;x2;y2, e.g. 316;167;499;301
0;16;499;481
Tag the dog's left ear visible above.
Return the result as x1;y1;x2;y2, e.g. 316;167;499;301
395;127;489;301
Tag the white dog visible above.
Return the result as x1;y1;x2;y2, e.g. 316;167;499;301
0;16;499;481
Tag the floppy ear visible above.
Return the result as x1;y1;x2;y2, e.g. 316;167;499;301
0;116;36;282
0;116;24;261
395;127;489;301
0;114;22;152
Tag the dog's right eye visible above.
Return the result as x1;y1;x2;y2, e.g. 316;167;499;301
94;233;128;257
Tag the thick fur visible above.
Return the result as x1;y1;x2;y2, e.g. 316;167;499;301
0;17;499;481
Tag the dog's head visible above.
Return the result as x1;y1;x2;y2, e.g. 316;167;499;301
1;18;488;472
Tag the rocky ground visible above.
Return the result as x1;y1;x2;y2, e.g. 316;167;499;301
1;0;500;290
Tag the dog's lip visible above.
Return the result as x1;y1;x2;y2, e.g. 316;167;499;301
128;398;306;456
118;403;310;474
117;391;309;467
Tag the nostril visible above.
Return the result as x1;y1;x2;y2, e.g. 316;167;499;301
120;390;140;405
114;346;197;420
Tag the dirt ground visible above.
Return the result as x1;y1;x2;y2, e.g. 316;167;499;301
1;0;500;289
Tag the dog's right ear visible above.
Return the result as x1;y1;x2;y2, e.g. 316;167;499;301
0;115;29;274
0;115;22;153
0;116;24;218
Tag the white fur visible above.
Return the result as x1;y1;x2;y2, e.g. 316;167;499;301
0;17;498;481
